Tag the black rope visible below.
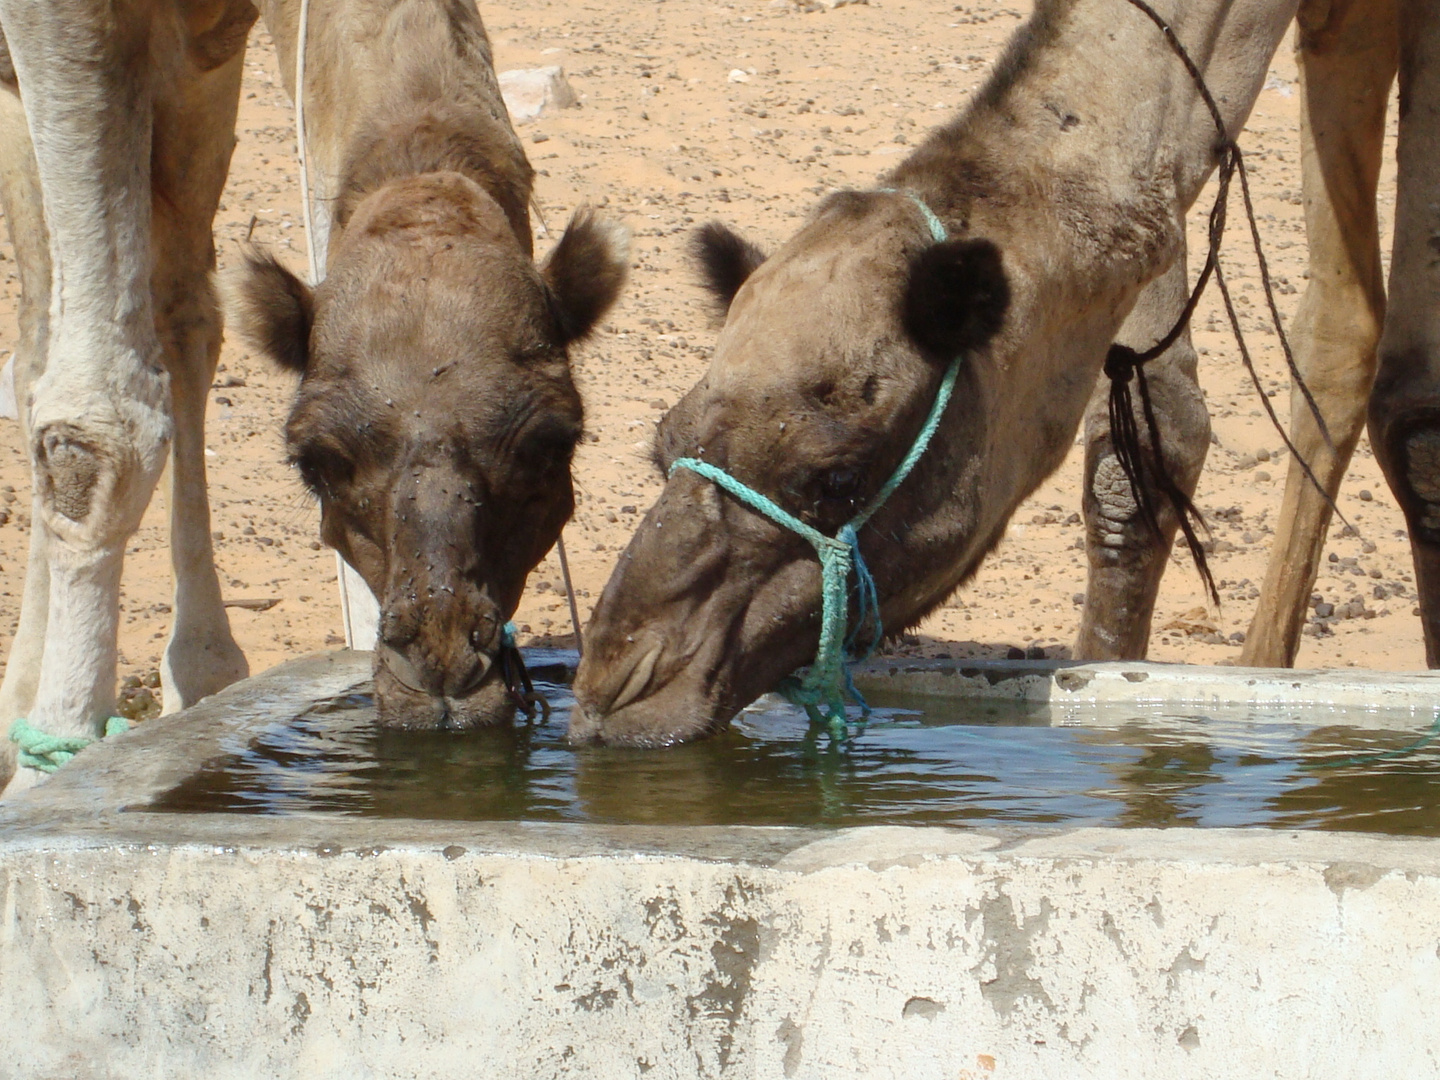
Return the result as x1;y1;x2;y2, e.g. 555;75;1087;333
499;638;551;722
1105;0;1354;607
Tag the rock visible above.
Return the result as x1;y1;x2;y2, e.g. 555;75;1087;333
1005;646;1025;660
727;69;751;83
1229;631;1246;644
1359;489;1374;501
499;66;578;125
1025;644;1046;660
798;0;868;9
1160;606;1219;637
1255;447;1271;462
1314;602;1335;618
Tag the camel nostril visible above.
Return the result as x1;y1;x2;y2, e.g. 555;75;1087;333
609;642;664;714
377;644;432;696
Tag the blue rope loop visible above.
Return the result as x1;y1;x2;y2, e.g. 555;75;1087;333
671;189;957;739
8;715;130;774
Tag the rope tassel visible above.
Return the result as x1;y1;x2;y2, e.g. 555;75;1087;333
1105;344;1218;605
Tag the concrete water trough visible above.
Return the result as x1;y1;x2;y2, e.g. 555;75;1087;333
4;650;1440;1079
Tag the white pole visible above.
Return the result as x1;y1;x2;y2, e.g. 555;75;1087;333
294;0;379;650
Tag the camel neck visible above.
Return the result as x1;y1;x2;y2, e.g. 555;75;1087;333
885;0;1295;238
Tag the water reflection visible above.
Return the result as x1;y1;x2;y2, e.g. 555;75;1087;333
146;685;1440;835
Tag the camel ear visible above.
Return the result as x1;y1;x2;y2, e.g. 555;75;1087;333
543;209;630;344
902;238;1009;361
692;222;767;311
230;249;313;373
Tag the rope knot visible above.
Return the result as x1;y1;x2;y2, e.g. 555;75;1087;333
9;716;129;774
1104;343;1140;384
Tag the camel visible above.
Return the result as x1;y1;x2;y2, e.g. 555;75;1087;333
1073;0;1425;670
0;0;626;793
234;0;628;729
0;0;259;796
568;0;1344;746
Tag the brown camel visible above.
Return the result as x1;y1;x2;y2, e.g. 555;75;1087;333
236;0;629;729
1074;0;1433;671
569;0;1320;745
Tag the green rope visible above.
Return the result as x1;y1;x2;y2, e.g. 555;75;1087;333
9;715;129;774
671;189;957;738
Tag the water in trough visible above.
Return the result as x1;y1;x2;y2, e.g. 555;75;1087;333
146;662;1440;835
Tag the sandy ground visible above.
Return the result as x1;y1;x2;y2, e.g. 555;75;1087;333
0;0;1421;709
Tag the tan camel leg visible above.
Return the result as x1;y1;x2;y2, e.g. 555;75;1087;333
0;74;50;788
151;10;252;711
1367;0;1440;665
1241;0;1398;667
0;0;173;798
1074;255;1209;659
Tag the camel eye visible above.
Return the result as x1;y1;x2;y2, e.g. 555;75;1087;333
821;467;861;501
293;445;353;494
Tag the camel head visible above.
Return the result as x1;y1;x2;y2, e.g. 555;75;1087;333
571;190;1011;745
235;176;627;729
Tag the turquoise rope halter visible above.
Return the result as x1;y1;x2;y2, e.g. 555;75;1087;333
671;190;955;738
9;715;129;774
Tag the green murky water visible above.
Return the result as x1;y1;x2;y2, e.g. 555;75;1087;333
147;678;1440;834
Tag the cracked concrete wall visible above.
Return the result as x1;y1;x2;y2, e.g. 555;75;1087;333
4;826;1440;1079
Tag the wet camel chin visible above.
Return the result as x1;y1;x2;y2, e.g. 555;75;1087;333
372;656;517;730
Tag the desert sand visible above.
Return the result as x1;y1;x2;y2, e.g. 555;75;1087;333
0;0;1420;713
